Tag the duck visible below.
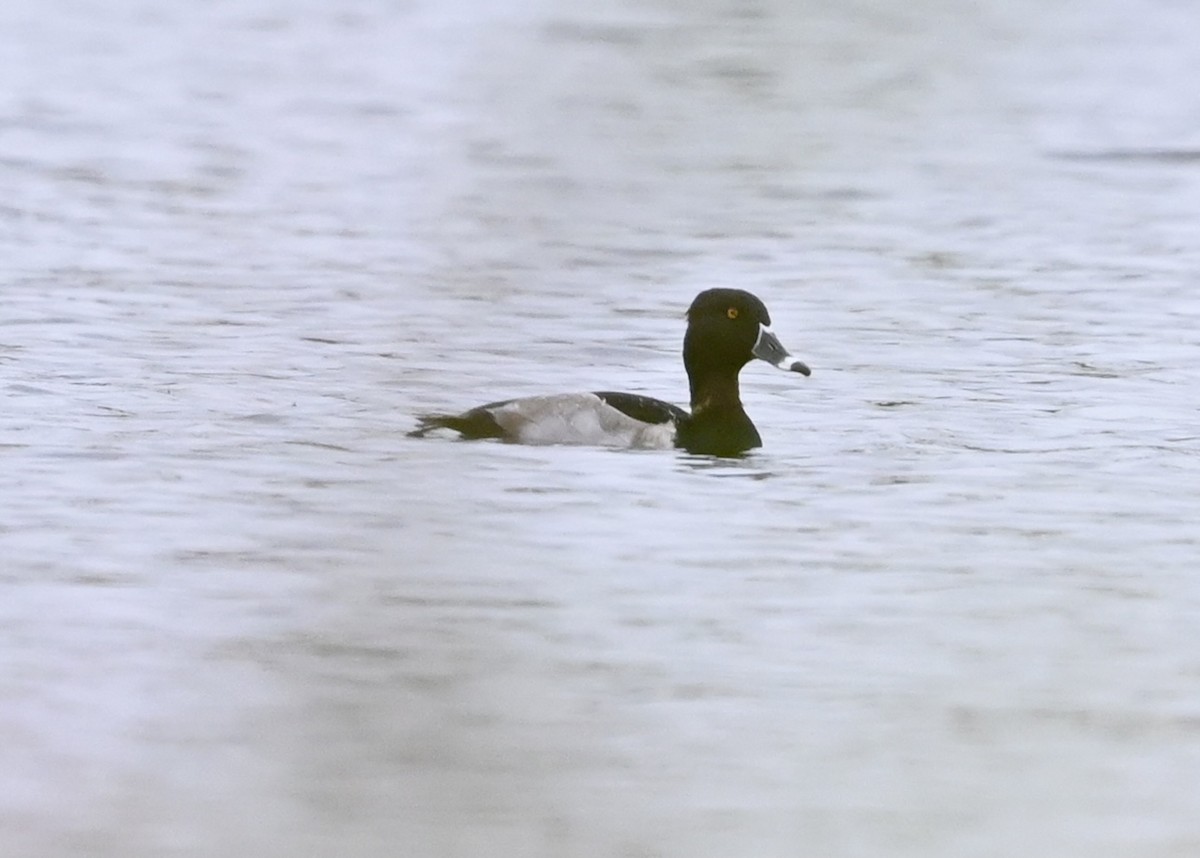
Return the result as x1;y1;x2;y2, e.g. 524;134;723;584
408;288;811;456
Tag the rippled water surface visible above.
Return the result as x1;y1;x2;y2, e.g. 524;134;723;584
4;0;1200;855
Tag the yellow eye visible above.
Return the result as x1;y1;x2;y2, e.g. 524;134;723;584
727;307;739;320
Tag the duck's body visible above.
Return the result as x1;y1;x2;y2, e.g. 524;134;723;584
419;392;682;449
409;289;810;457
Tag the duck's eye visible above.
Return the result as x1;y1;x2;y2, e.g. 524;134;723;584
727;307;739;320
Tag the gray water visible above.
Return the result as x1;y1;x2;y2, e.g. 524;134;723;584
4;0;1200;855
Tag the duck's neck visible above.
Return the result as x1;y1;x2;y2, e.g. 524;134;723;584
689;373;744;416
680;372;760;455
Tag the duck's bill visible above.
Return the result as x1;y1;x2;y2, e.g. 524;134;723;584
753;325;811;376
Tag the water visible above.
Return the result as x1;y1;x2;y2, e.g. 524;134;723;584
4;0;1200;855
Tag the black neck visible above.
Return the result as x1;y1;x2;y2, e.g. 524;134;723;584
680;324;760;455
689;373;742;416
680;372;760;455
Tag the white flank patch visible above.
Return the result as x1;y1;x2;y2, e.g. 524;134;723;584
488;394;676;449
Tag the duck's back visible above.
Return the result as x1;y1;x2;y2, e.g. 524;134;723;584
409;392;683;449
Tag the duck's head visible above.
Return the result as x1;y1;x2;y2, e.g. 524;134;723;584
683;288;811;381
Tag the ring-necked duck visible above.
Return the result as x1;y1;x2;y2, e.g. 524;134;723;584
409;288;811;456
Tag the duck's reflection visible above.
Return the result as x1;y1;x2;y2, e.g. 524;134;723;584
674;453;776;480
